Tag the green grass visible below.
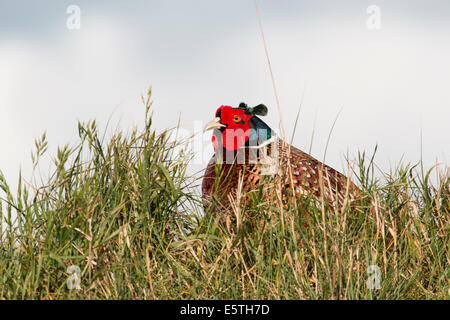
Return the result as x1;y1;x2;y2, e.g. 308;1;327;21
0;89;448;299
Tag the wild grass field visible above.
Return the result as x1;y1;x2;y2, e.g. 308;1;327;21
0;90;448;299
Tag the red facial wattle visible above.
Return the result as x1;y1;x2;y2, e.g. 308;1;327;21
212;106;254;151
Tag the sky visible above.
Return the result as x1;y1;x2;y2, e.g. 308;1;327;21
1;0;449;193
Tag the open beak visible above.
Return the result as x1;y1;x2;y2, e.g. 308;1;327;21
203;117;226;132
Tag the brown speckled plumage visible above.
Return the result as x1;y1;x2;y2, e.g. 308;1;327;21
202;140;360;212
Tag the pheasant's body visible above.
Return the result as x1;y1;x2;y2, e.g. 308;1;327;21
202;103;359;213
202;140;359;211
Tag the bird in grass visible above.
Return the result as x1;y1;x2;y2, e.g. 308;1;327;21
202;103;360;213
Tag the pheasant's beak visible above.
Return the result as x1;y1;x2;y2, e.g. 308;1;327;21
203;117;226;132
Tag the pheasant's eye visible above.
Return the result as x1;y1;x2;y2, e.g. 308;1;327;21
233;115;242;122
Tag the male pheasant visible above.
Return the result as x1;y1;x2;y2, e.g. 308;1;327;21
202;103;360;213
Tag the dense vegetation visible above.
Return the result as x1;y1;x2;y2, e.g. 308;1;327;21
1;89;448;299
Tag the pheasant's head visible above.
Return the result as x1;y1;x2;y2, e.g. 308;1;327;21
204;103;272;151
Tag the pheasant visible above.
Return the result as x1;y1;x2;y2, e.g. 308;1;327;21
202;103;360;214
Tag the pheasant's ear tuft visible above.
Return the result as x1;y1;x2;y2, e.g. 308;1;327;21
238;102;248;110
247;104;268;116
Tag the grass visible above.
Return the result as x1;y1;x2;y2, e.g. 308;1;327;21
0;88;448;299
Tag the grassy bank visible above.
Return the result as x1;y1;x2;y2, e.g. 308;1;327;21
0;89;448;299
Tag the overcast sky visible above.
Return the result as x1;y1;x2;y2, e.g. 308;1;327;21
1;0;449;190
